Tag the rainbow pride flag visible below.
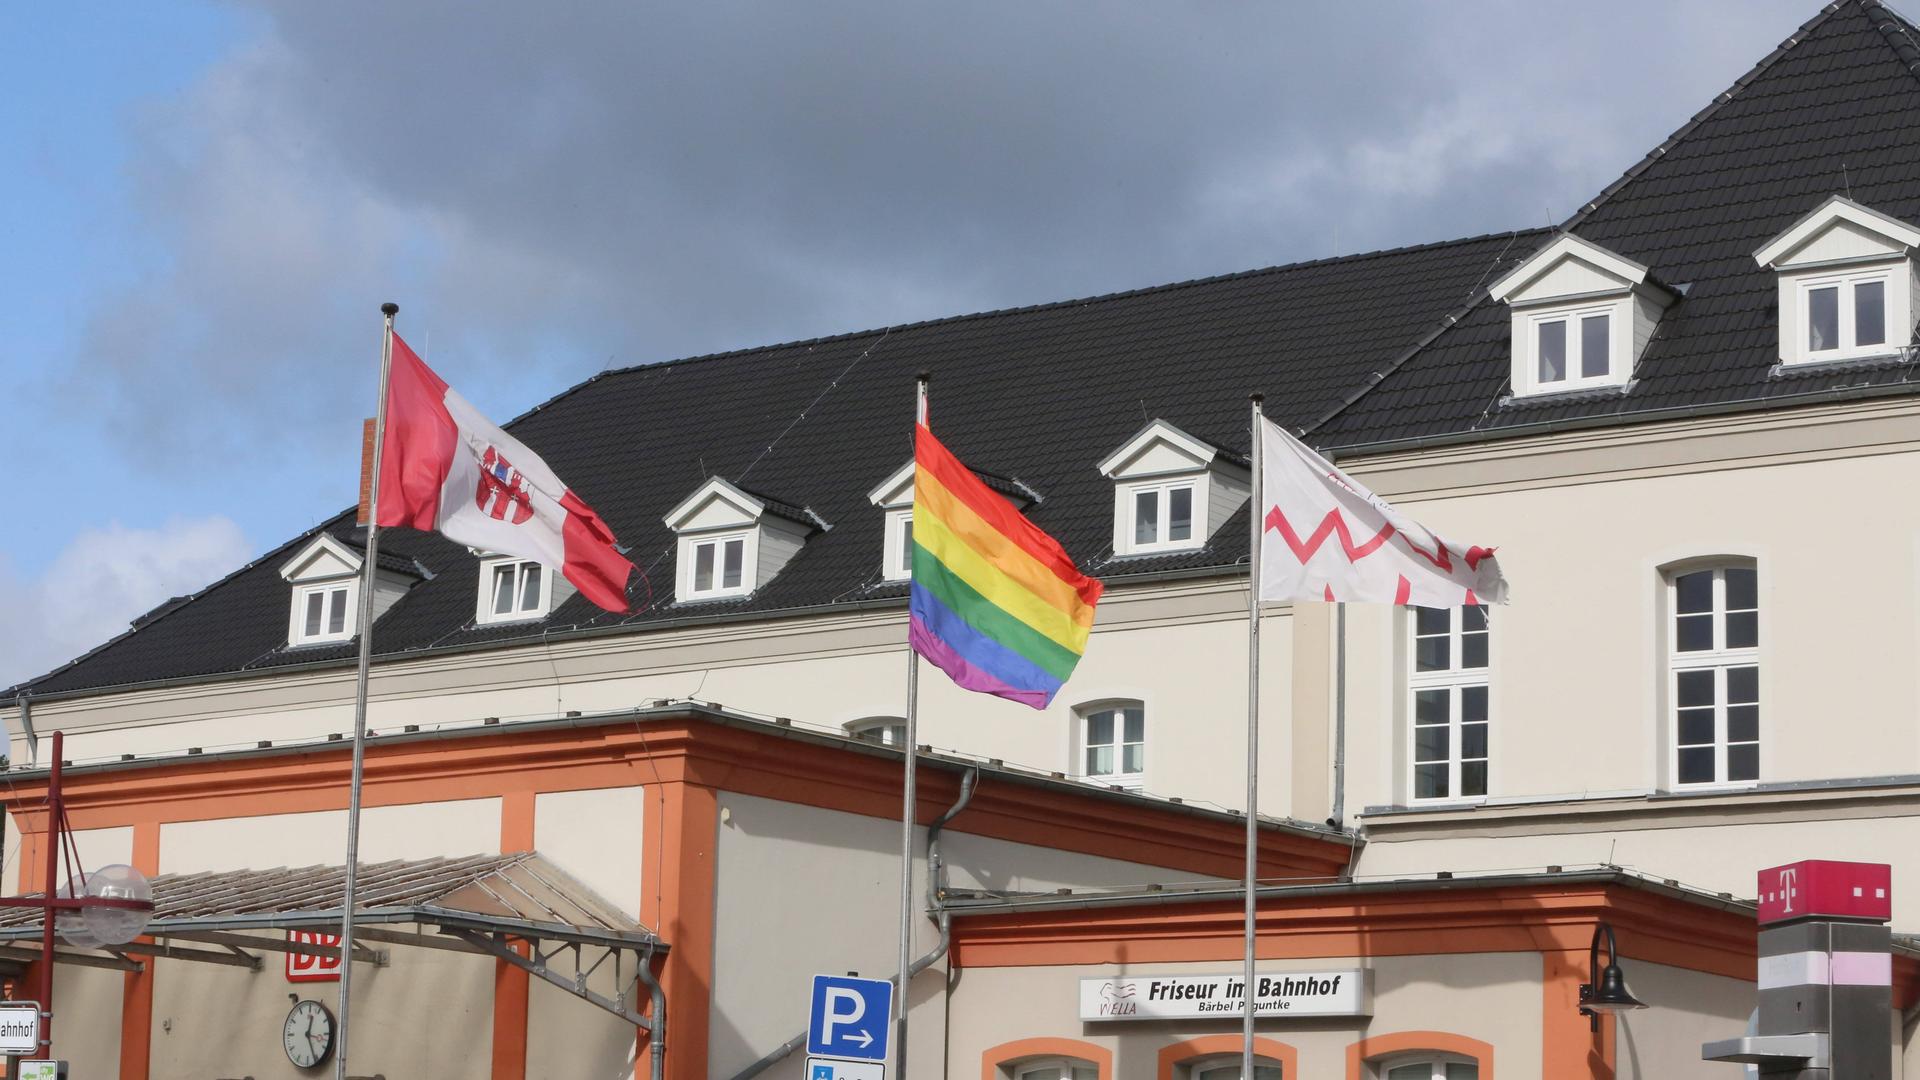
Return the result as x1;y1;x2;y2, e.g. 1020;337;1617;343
909;422;1104;709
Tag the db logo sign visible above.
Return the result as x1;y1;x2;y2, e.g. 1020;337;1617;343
286;930;344;982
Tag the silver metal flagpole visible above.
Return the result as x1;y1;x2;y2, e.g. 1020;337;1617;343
335;301;397;1080
895;371;929;1078
1243;392;1265;1080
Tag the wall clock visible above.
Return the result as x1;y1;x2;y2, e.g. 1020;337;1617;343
282;998;336;1069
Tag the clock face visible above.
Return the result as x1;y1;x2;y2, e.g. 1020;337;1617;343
282;999;336;1069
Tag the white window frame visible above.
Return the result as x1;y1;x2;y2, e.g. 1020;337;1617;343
1078;701;1145;790
1667;564;1761;789
289;581;355;646
1515;300;1629;395
846;717;908;748
1011;1060;1098;1080
1185;1054;1284;1079
1793;269;1896;363
679;530;754;601
881;508;915;582
1377;1054;1479;1080
476;557;553;624
1123;479;1202;554
1407;606;1491;804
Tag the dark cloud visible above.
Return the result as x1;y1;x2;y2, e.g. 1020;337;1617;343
72;0;1819;462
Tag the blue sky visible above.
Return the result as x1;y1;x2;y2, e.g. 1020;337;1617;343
0;0;1824;686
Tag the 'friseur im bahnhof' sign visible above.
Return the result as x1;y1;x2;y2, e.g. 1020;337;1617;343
1078;970;1370;1021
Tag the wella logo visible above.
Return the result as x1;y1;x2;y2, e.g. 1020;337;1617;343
1097;981;1138;1016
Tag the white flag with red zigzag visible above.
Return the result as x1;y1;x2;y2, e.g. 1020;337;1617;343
1257;416;1507;608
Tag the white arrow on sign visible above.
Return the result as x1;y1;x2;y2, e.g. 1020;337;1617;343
847;1030;873;1049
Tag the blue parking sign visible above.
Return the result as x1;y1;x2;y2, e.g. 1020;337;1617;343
807;974;893;1062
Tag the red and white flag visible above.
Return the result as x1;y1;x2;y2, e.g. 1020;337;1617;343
376;333;634;613
1258;416;1506;608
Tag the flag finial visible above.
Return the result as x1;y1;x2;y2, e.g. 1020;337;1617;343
381;302;399;317
917;369;931;383
1249;391;1264;404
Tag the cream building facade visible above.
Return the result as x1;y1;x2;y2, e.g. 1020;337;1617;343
12;2;1920;1077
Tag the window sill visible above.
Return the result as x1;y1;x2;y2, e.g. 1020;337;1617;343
477;612;550;626
1498;380;1637;409
1770;349;1913;378
1361;773;1920;833
286;636;355;650
675;591;754;605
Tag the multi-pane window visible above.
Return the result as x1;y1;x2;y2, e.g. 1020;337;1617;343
1083;703;1145;787
1802;272;1889;359
847;717;907;748
1129;481;1198;552
487;560;545;620
1671;565;1760;786
687;534;748;598
1384;1060;1478;1080
1409;605;1490;801
294;583;352;645
1529;307;1614;389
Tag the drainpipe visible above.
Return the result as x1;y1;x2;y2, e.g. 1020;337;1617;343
12;693;35;768
728;768;979;1080
636;943;666;1080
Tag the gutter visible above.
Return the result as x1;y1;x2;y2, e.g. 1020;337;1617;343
5;563;1245;708
940;867;1756;918
1319;371;1920;460
0;703;1352;846
727;768;980;1080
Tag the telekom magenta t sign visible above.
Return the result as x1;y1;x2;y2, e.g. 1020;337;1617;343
1756;860;1891;925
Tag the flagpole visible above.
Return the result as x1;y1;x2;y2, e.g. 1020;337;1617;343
1243;392;1265;1080
335;301;397;1080
895;371;929;1078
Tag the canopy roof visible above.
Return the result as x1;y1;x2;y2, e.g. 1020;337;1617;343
0;852;661;1026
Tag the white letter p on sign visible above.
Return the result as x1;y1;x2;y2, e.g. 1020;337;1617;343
824;986;867;1045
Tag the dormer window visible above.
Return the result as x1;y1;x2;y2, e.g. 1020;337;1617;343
1097;419;1248;558
1755;196;1920;367
278;532;421;647
688;532;749;598
296;582;353;645
1129;481;1195;551
868;459;1029;583
665;477;821;604
1488;232;1675;397
473;554;570;624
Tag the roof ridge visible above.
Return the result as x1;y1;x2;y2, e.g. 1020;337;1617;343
1863;0;1920;79
1559;1;1856;234
1299;228;1544;437
591;226;1562;383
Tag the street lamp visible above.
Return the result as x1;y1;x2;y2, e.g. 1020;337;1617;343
1578;922;1647;1031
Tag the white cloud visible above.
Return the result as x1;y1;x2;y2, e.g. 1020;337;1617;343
0;516;254;690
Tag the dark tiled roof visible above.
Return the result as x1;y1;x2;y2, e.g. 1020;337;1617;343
14;229;1534;696
1313;0;1920;448
22;0;1920;698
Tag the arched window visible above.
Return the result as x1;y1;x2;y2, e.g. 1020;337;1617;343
1344;1032;1490;1080
1666;561;1759;786
1013;1061;1098;1080
1380;1057;1477;1080
1188;1056;1283;1080
1157;1036;1298;1080
1077;701;1145;790
846;716;908;748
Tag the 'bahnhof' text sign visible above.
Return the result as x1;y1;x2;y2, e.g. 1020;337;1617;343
1078;970;1370;1021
